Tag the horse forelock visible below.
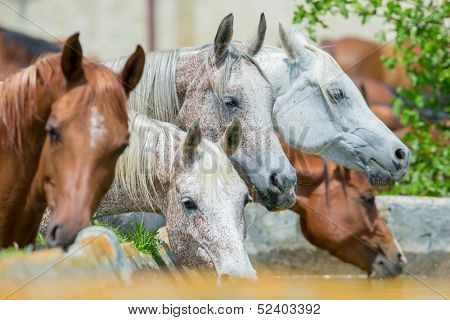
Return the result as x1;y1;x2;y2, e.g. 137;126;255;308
0;52;61;151
112;113;239;213
308;44;345;97
59;61;128;124
209;43;271;102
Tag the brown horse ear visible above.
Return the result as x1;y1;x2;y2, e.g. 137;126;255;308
183;119;202;160
214;13;234;63
246;13;266;56
279;23;296;60
219;117;242;157
61;33;85;85
120;45;145;96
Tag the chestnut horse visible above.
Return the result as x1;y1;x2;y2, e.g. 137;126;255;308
0;26;60;79
0;34;145;249
279;138;407;277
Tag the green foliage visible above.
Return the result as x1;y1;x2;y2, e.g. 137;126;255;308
93;219;163;263
293;0;449;196
0;245;32;258
36;232;45;246
93;220;128;243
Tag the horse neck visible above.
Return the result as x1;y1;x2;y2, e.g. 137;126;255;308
104;50;181;123
174;47;210;110
294;152;328;198
99;118;184;216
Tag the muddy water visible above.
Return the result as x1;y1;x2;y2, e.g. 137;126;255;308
1;271;448;300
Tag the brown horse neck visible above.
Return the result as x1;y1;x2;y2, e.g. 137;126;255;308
0;54;64;248
277;136;326;197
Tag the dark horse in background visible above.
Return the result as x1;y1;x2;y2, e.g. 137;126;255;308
0;26;60;79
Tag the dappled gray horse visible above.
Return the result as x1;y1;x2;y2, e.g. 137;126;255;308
98;113;256;279
106;14;297;211
256;25;410;186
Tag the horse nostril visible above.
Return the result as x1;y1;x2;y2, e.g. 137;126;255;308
270;172;283;190
48;224;60;243
394;148;406;160
398;253;407;266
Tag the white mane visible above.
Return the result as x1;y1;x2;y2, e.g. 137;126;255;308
105;50;180;122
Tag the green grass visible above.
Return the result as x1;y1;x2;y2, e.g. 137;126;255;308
36;232;46;246
93;220;128;243
0;245;33;258
93;219;163;264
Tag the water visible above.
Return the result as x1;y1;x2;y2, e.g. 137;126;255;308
1;271;448;299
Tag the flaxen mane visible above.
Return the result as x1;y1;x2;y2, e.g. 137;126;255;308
107;112;239;213
58;60;129;123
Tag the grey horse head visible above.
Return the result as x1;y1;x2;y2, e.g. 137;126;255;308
101;114;256;279
174;14;297;210
256;24;410;186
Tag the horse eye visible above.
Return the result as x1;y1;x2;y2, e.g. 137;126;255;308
361;194;375;206
46;123;60;144
223;96;240;110
182;197;198;212
328;88;346;102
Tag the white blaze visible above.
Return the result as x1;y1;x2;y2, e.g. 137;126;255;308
89;106;106;148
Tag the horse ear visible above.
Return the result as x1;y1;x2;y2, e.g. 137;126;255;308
183;119;202;160
280;24;313;65
61;33;85;85
214;13;234;63
120;45;145;96
246;13;266;56
279;23;296;60
219;117;242;157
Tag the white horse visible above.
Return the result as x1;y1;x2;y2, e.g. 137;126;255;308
256;25;410;186
98;113;256;279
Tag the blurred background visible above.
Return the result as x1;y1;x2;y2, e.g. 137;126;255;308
0;0;386;59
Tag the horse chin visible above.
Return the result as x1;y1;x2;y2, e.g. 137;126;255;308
367;159;395;188
195;246;215;270
255;188;296;212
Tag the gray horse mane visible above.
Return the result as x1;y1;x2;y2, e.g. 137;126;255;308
107;112;239;214
105;43;270;122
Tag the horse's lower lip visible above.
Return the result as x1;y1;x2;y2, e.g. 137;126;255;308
367;159;394;187
256;188;296;211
